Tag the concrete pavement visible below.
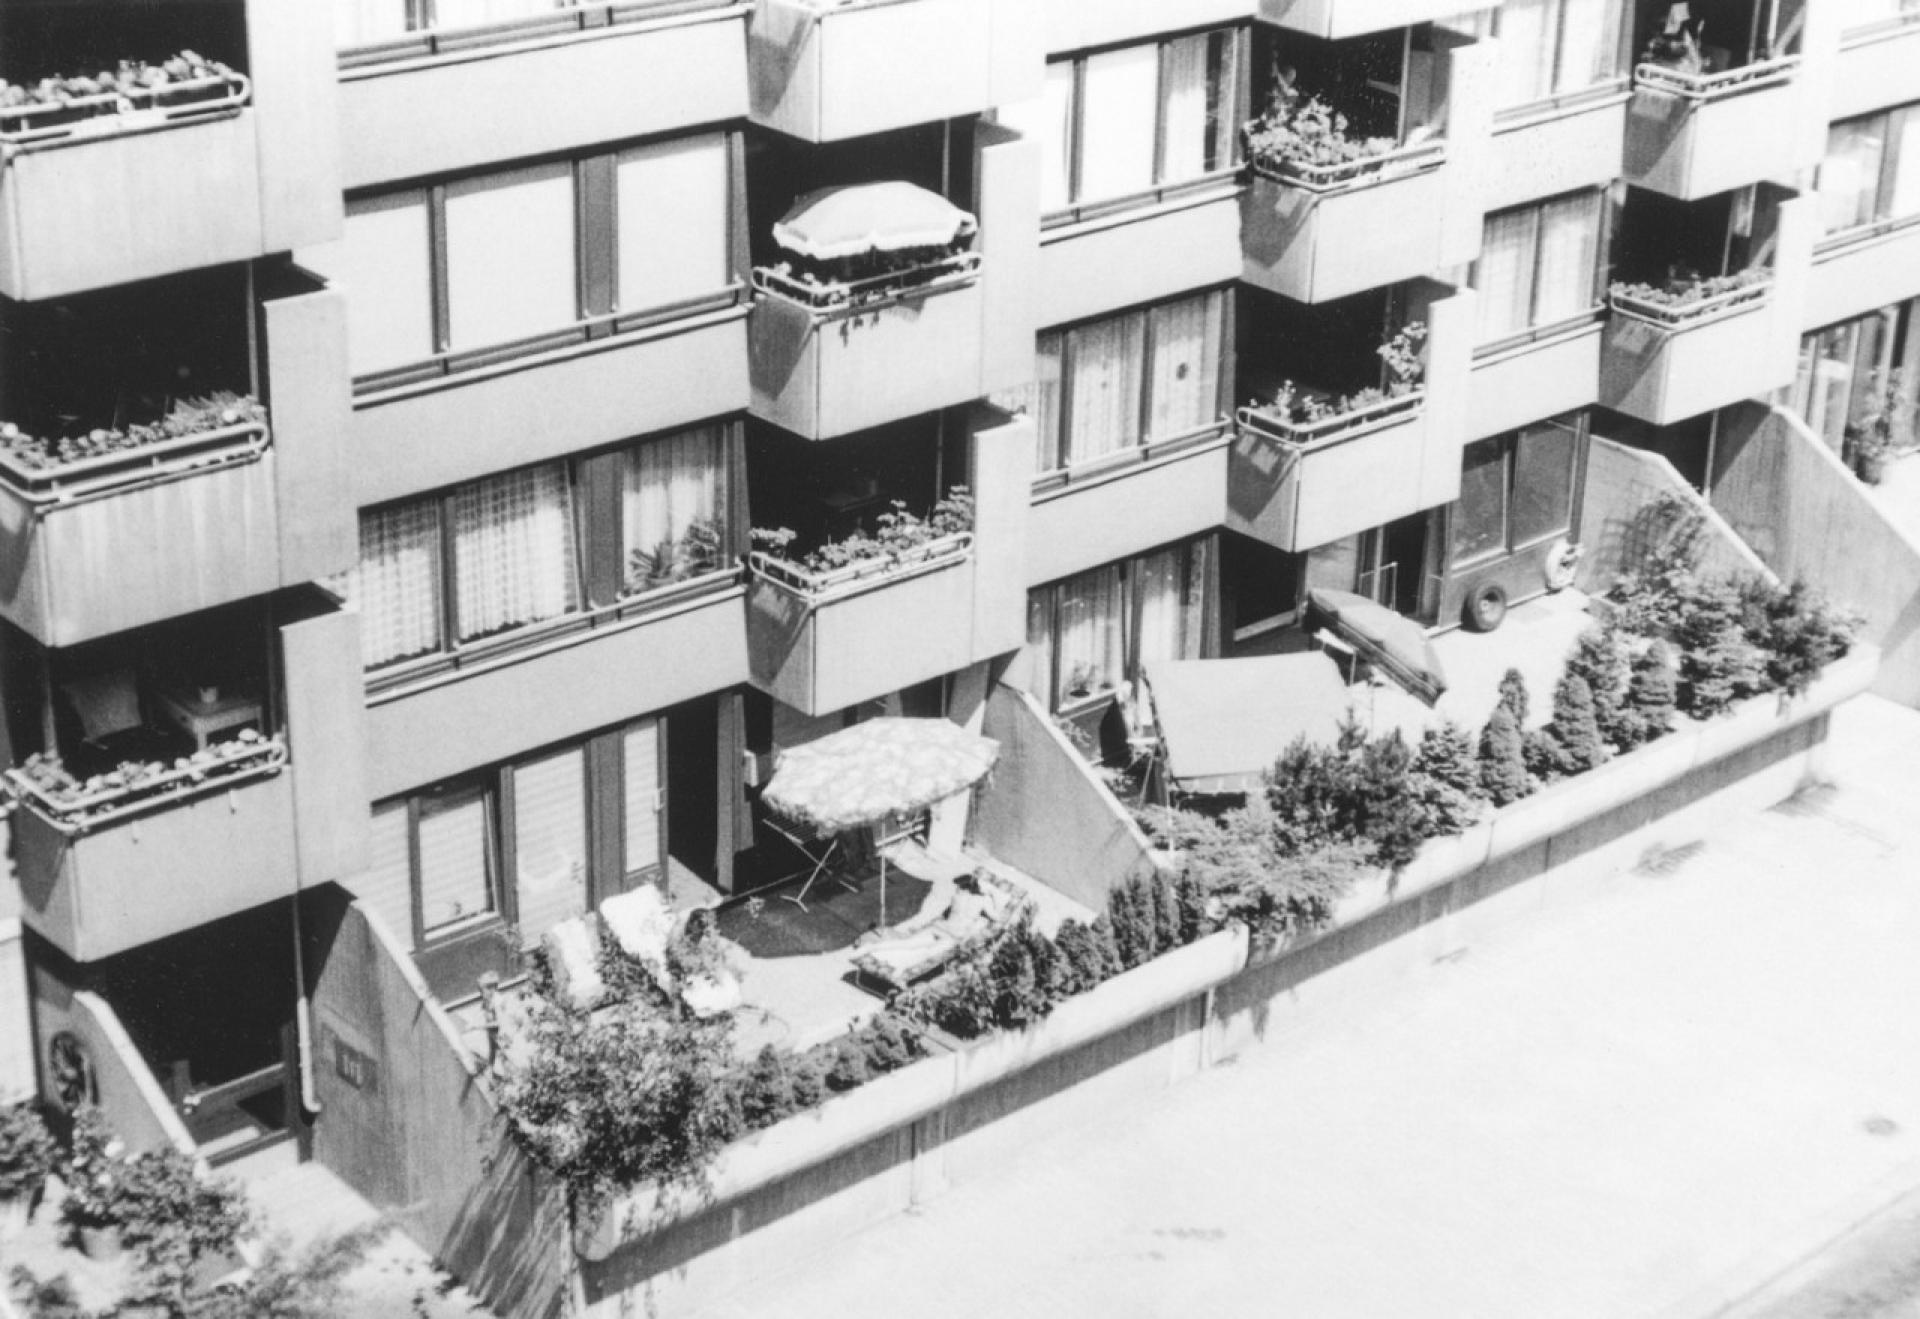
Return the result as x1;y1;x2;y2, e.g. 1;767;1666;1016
707;694;1920;1319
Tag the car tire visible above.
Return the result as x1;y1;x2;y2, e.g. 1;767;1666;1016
1464;582;1508;633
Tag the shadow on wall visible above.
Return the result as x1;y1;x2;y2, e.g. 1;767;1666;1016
1575;434;1774;597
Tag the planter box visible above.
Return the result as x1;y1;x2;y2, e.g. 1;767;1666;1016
1485;89;1628;213
1257;0;1466;40
751;0;1038;143
11;767;299;964
1467;319;1603;441
1600;285;1789;426
1225;396;1432;552
0;104;266;302
749;271;986;440
340;3;747;189
1622;58;1806;202
1240;152;1448;304
0;425;282;649
745;541;978;714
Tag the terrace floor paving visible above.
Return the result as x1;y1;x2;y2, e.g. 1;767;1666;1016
706;693;1920;1319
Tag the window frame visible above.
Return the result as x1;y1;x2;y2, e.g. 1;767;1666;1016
1471;189;1611;353
1818;105;1920;243
1476;0;1630;112
1450;416;1585;570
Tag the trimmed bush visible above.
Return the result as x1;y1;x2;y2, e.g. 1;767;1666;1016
1410;720;1483;839
1567;625;1633;748
1622;640;1678;748
1478;706;1534;806
1542;673;1608;776
1496;668;1531;728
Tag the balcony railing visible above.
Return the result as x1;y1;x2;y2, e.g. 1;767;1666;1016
1607;277;1771;329
0;412;269;505
749;252;980;316
6;735;287;835
1247;138;1446;197
0;60;249;149
338;0;740;67
747;530;973;599
1631;54;1799;100
1234;391;1425;449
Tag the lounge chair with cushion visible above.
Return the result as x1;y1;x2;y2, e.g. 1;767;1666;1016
850;869;1035;995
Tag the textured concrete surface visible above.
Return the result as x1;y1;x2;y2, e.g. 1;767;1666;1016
707;695;1920;1319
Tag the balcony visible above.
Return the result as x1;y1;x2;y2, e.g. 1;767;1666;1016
1805;217;1920;332
337;0;748;190
1599;277;1789;425
1484;85;1629;213
1226;394;1435;553
1467;316;1604;441
7;597;367;963
1836;11;1920;121
1241;142;1449;304
1622;57;1807;201
750;0;1039;144
1039;189;1242;330
1257;0;1467;41
1027;430;1230;587
749;252;985;442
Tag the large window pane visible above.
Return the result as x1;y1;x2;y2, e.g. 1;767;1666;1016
334;193;436;376
1065;312;1146;464
1452;438;1510;565
1054;566;1126;706
1510;421;1578;545
1532;192;1603;324
1078;46;1159;203
1001;63;1074;213
445;163;578;352
1146;291;1225;440
617;134;730;314
418;788;495;935
452;464;580;641
1476;208;1538;342
1494;0;1555;106
623;719;662;877
361;802;416;951
622;426;724;594
1161;35;1213;184
1136;544;1206;677
1888;110;1920;220
353;500;444;667
1821;118;1887;234
1556;0;1623;92
512;747;588;946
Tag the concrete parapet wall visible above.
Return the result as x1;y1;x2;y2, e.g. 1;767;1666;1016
1577;435;1774;596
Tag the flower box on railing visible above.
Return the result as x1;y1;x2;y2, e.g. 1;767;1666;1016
1607;278;1771;330
749;253;981;319
1632;54;1799;101
6;735;288;836
1247;138;1445;197
1235;390;1425;449
747;531;973;601
0;419;270;504
0;65;249;150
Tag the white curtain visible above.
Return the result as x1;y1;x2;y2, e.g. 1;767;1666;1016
1821;118;1887;234
330;194;436;377
512;746;588;946
1078;45;1159;203
1556;0;1622;91
353;500;444;667
1888;110;1920;220
453;463;580;640
623;425;723;592
623;719;662;877
1054;566;1126;706
1136;544;1205;676
617;133;730;314
1495;0;1556;107
1066;313;1145;464
431;0;567;33
418;791;495;934
1533;191;1603;324
1146;291;1225;440
1476;207;1539;342
445;163;578;353
999;62;1075;213
1161;35;1211;185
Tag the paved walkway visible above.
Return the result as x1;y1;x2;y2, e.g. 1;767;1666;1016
709;695;1920;1319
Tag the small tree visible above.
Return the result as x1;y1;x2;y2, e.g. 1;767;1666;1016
1410;721;1482;839
822;1036;869;1093
0;1102;55;1209
1478;706;1534;806
1622;640;1678;747
1496;667;1531;728
739;1046;796;1130
1541;672;1608;776
1353;730;1428;869
1566;626;1633;748
1052;918;1118;995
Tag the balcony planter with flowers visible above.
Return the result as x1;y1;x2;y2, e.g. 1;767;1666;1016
1241;91;1448;303
744;493;981;714
0;395;283;648
749;182;987;439
1228;324;1435;553
0;54;267;300
1601;269;1786;425
1624;41;1806;201
7;732;300;963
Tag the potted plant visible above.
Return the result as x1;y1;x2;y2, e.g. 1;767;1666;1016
1608;267;1770;325
0;1102;56;1239
1243;80;1426;190
59;1106;126;1260
1843;370;1912;486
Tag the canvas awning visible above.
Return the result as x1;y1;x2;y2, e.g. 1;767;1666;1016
772;182;978;261
761;717;998;836
1144;652;1348;795
1305;588;1448;706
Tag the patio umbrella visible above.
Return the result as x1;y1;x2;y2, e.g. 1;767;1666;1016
1306;588;1449;707
771;182;978;262
762;716;999;835
1145;653;1348;795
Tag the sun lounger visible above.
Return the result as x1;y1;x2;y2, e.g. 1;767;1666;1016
850;870;1035;995
599;886;744;1018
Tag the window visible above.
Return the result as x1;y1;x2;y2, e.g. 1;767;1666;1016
1027;539;1213;711
417;781;500;938
1473;191;1605;344
320;134;736;384
1000;30;1241;217
1010;290;1228;475
335;0;595;49
511;746;589;945
1451;417;1582;568
1818;108;1920;237
334;424;731;674
1463;0;1624;108
1793;298;1920;451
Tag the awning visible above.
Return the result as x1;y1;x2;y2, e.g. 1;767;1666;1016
1144;652;1348;795
761;717;998;836
1305;588;1448;706
772;182;978;262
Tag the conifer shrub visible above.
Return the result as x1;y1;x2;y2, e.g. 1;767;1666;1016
1542;673;1608;776
1621;640;1678;747
1566;625;1633;748
1496;667;1531;727
1478;706;1534;806
1410;721;1484;839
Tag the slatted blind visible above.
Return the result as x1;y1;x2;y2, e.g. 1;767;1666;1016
418;791;495;934
357;802;416;949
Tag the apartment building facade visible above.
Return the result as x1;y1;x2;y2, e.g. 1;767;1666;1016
2;0;1918;1307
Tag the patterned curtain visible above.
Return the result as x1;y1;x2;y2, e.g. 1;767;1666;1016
1146;291;1225;441
1533;191;1603;325
1054;566;1126;706
1066;313;1145;465
348;500;444;668
453;463;580;641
